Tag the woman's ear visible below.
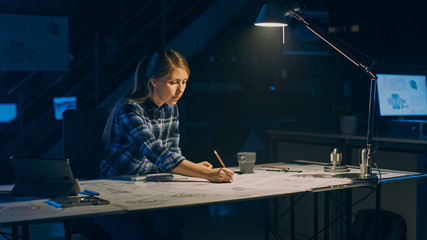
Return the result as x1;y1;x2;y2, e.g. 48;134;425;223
151;79;157;88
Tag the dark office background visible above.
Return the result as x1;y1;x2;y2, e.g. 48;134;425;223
1;0;427;184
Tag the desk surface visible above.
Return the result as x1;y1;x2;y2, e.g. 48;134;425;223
1;162;425;226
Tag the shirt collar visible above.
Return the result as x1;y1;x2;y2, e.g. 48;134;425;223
143;98;168;117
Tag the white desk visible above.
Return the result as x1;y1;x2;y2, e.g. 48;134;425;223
1;162;425;239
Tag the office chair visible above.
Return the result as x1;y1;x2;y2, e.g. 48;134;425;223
351;209;406;240
62;108;113;240
62;108;112;179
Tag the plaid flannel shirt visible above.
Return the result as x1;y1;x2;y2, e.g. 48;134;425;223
99;98;185;178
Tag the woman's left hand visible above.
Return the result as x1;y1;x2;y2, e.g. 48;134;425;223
197;161;213;169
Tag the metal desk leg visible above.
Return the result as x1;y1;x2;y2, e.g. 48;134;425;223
375;184;382;240
64;220;72;240
291;195;295;240
12;224;18;240
12;224;30;240
265;198;270;240
416;152;426;240
22;224;29;240
313;192;319;240
324;191;330;240
346;189;352;240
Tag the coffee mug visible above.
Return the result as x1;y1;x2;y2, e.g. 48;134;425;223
237;152;256;174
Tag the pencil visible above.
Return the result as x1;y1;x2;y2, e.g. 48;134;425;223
261;165;288;170
213;149;226;168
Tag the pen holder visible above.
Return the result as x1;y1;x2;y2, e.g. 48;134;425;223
237;152;256;174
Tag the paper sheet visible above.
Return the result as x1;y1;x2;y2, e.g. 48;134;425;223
0;162;422;224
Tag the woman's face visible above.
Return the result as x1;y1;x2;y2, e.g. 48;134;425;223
151;67;188;107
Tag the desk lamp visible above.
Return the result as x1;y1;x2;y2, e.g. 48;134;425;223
255;2;378;181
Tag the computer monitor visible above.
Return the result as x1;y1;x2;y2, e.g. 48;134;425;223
377;74;427;116
0;103;17;123
53;96;76;120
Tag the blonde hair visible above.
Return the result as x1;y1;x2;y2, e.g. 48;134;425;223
103;49;190;146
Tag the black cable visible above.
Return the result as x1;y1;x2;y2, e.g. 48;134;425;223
277;196;286;209
352;187;376;208
305;185;377;240
373;160;382;184
268;194;308;240
329;193;349;238
298;0;306;15
270;229;287;240
329;192;348;222
327;30;376;66
269;193;307;227
371;144;381;184
268;184;377;240
331;186;377;238
306;210;344;240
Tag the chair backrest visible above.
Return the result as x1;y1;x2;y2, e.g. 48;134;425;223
62;108;112;179
351;209;407;240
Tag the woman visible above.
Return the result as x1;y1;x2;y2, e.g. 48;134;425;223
96;49;233;240
101;48;233;182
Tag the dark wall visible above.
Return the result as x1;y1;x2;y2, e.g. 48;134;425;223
1;0;426;177
180;0;427;163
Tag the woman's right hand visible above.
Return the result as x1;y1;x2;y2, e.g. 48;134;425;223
207;167;234;183
172;160;234;183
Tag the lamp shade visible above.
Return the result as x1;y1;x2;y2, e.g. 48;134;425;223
254;4;287;27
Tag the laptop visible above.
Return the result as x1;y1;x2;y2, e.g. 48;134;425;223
10;156;81;198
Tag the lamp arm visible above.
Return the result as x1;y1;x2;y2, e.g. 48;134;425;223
289;10;378;178
289;10;374;76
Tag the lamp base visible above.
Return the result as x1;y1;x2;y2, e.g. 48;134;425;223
359;173;379;183
324;165;350;172
334;173;379;184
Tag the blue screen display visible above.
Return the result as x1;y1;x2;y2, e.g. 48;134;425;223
377;74;427;116
0;103;17;122
53;97;76;120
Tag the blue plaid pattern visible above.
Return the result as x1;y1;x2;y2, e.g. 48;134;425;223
99;98;185;178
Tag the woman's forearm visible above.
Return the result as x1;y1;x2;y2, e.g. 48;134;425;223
172;160;233;183
171;160;209;178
